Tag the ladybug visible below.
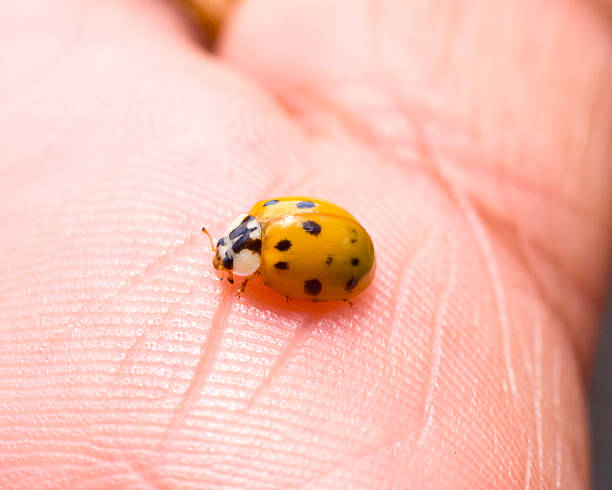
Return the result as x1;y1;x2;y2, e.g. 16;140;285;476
202;197;375;302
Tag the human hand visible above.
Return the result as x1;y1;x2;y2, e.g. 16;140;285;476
1;1;611;488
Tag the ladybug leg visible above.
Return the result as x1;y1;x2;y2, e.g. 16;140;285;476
343;298;354;308
235;272;259;298
226;270;234;284
235;280;247;298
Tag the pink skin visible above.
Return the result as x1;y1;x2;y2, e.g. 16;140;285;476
1;0;611;488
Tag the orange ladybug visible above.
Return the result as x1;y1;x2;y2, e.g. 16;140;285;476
202;197;375;302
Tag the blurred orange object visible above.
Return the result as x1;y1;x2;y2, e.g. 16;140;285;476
175;0;237;41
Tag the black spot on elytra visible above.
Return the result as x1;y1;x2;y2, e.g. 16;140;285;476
222;256;233;270
302;220;321;235
351;258;360;266
297;200;315;209
275;239;292;251
304;279;322;295
350;238;357;243
274;261;289;270
264;199;279;206
345;277;358;292
325;256;333;265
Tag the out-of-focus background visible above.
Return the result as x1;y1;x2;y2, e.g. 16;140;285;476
591;279;612;490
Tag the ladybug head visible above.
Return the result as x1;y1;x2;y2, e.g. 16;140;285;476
213;213;262;277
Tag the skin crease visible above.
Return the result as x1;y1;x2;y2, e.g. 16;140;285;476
0;0;611;489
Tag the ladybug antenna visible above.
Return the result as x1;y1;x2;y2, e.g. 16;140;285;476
201;227;216;252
